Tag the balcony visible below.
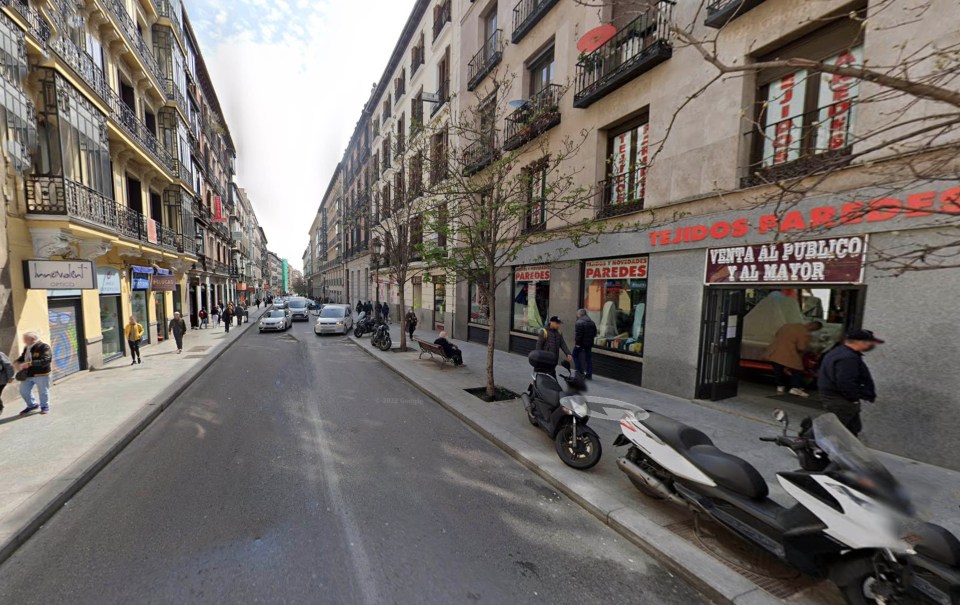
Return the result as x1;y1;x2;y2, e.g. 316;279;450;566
503;84;561;151
705;0;767;29
467;29;503;91
596;166;646;219
155;0;182;34
107;88;176;174
430;79;450;117
512;0;559;43
3;0;50;42
49;35;110;102
573;1;674;109
432;0;451;42
102;0;167;94
172;158;192;186
463;133;499;176
25;176;180;252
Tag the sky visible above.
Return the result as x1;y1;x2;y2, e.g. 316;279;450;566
188;0;418;271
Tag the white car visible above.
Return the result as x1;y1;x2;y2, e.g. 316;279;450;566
259;309;290;332
314;305;353;336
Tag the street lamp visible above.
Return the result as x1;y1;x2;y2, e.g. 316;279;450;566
373;239;383;319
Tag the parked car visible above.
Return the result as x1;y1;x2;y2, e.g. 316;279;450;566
259;310;289;333
314;305;353;336
287;297;310;321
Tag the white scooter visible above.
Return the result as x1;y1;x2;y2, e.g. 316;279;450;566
613;410;960;604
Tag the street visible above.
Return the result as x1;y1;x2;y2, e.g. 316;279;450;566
0;318;707;605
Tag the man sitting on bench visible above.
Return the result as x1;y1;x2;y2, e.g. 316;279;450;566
433;331;463;366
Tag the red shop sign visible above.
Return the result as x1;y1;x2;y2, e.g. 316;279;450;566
705;236;867;285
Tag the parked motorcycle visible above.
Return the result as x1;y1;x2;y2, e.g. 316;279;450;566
370;321;391;351
613;410;960;604
353;312;374;337
520;350;601;470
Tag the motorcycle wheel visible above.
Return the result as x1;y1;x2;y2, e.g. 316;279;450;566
378;334;391;351
555;425;601;470
354;326;363;337
835;556;904;605
526;409;538;426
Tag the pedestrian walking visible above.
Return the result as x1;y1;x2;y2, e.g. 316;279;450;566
356;300;363;315
168;312;187;353
381;301;390;323
365;301;373;316
236;304;244;326
15;332;52;415
818;329;883;437
766;321;822;397
0;349;15;414
573;308;597;380
213;304;221;327
222;303;234;333
404;308;418;341
433;331;463;366
125;315;144;365
536;316;573;377
199;308;208;329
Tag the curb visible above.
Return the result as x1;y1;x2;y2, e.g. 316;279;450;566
0;309;267;566
350;336;780;605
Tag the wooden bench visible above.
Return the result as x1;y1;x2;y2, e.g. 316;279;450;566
415;338;456;367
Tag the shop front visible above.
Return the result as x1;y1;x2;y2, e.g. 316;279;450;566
509;265;551;355
97;267;124;362
151;270;176;342
433;275;447;331
695;236;868;403
130;267;152;345
467;281;491;344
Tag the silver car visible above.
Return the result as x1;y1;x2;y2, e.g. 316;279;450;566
314;305;353;336
259;310;289;332
287;297;310;321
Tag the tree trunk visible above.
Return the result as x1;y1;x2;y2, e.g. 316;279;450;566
485;276;496;399
398;279;408;352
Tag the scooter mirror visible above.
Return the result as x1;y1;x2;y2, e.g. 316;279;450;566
561;359;571;371
773;408;787;423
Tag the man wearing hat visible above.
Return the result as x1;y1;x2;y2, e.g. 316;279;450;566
817;329;884;436
536;315;573;377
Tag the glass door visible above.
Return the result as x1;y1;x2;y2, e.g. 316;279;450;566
696;288;745;400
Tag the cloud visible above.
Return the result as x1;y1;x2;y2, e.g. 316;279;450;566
190;0;417;270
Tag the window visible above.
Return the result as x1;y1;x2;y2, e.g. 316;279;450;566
412;89;424;134
382;134;391;169
581;256;648;356
749;17;864;179
469;281;490;326
436;202;448;249
434;275;446;316
382;183;391;218
394;167;405;208
394;69;406;102
430;127;448;184
382;99;391;121
396;113;405;155
410;215;423;257
410;151;423;197
411;34;425;72
484;6;498;43
524;159;548;230
529;47;555;95
602;118;649;214
433;0;451;41
512;265;550;334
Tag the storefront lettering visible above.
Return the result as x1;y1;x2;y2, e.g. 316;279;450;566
514;266;550;282
705;236;867;285
585;257;648;280
649;186;960;248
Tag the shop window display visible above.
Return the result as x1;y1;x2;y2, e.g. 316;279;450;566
512;265;550;334
469;282;490;326
582;257;648;355
434;276;446;316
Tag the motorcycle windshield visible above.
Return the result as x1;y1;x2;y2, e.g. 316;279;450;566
813;414;913;515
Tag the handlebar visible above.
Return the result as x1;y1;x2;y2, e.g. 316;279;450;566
759;436;778;442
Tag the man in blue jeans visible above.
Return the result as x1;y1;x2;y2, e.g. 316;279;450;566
16;331;53;415
573;308;597;380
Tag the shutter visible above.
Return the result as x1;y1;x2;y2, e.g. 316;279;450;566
48;303;81;381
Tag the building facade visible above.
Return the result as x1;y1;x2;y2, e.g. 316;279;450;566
0;0;250;379
309;0;960;468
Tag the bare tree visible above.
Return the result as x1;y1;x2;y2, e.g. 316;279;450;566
415;71;608;399
575;0;960;272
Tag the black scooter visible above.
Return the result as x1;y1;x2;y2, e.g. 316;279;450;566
520;350;601;470
353;312;374;337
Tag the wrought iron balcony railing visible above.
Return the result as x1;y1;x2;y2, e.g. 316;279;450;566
107;87;176;173
3;0;50;42
467;29;503;91
573;1;674;109
49;35;110;102
512;0;559;43
596;166;646;219
172;158;192;186
503;84;562;151
704;0;768;29
430;79;450;117
432;0;451;41
103;0;167;93
464;133;499;176
155;0;182;34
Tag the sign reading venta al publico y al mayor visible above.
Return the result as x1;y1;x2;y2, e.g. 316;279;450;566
24;260;97;290
705;236;867;285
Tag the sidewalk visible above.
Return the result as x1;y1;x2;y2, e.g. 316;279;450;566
0;308;266;563
353;324;960;604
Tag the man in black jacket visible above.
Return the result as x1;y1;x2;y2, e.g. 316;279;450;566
16;332;53;415
433;331;463;366
536;316;572;376
818;329;883;436
573;308;598;379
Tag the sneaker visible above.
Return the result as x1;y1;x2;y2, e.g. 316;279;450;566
19;405;39;415
776;386;786;395
138;359;142;364
39;409;49;415
131;360;137;366
788;388;810;398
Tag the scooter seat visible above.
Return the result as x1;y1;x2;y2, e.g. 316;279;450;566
687;445;769;500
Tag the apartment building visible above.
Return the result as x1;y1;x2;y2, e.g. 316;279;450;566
309;0;958;466
308;163;344;303
0;0;245;378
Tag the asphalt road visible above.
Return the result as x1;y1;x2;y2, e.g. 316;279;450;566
0;318;708;605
